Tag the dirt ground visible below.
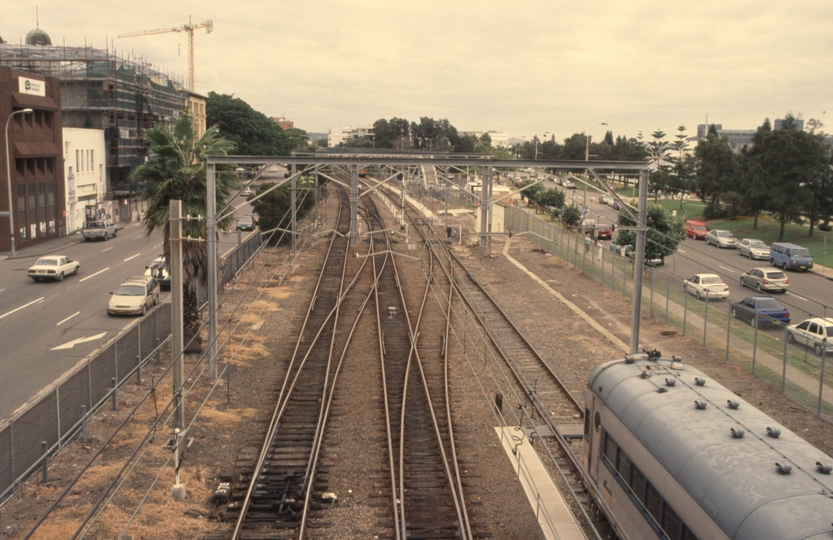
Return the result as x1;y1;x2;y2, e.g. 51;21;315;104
2;197;833;539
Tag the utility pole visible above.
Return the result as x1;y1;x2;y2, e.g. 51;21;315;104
350;165;358;246
170;200;185;429
631;169;649;354
207;163;217;380
291;163;297;253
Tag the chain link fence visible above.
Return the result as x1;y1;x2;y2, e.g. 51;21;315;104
503;206;833;421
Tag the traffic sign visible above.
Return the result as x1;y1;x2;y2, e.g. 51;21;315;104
0;212;9;217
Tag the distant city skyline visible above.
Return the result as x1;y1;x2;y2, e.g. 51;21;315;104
4;1;830;143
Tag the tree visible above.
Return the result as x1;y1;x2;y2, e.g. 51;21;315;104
736;119;773;229
561;204;582;228
134;113;241;352
373;117;411;149
646;130;670;167
248;180;316;245
694;126;737;203
616;205;684;265
535;188;565;209
206;92;291;156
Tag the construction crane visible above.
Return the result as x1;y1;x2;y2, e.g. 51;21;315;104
118;16;213;92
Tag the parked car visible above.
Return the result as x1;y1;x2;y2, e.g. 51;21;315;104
599;194;612;205
243;187;253;196
580;219;614;240
108;276;160;316
684;220;709;240
786;317;833;356
739;267;789;293
705;229;739;248
82;220;117;241
27;255;80;282
683;273;729;300
564;180;577;189
144;255;171;290
770;242;814;271
614;243;664;266
730;296;791;328
737;238;770;260
236;215;255;231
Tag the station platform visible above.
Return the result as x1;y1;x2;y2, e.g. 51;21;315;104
495;426;586;540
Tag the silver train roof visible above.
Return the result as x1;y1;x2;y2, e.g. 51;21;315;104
587;354;833;540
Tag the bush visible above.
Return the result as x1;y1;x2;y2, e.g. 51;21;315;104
703;201;735;220
820;223;832;232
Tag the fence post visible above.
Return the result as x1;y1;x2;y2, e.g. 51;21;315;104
665;273;671;324
81;405;88;442
649;269;655;317
111;378;117;411
818;349;827;415
703;293;709;347
752;319;759;375
726;312;731;361
781;328;788;393
41;442;48;482
683;291;688;336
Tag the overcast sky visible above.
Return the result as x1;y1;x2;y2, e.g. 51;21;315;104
4;1;832;142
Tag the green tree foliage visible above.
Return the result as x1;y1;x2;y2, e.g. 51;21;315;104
338;136;375;148
133;113;240;351
616;206;684;264
694;126;737;203
206;92;291;156
561;204;582;228
249;180;316;245
535;188;566;209
373;117;411;149
518;178;544;201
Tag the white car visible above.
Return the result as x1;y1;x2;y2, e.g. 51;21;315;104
28;255;80;282
683;273;730;300
705;230;739;248
786;317;833;356
738;238;770;260
108;276;160;316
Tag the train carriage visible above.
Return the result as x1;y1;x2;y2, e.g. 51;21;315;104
582;352;833;540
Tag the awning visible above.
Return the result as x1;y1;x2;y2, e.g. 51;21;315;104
12;92;59;111
14;141;60;157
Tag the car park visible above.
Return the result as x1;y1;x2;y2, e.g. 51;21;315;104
107;276;160;316
144;255;171;290
737;238;770;259
770;242;814;271
786;317;833;356
730;296;791;328
684;220;709;240
705;229;739;248
236;215;255;231
739;267;789;293
683;273;729;300
27;255;80;282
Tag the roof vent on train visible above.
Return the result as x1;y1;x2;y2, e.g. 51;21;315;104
730;428;745;438
670;356;684;370
775;462;792;474
816;462;832;474
767;427;781;438
695;377;707;386
727;400;740;409
694;400;707;410
646;349;661;362
665;378;676;387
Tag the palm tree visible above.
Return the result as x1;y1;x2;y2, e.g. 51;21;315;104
131;113;240;352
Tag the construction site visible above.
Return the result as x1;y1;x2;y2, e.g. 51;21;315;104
0;39;188;192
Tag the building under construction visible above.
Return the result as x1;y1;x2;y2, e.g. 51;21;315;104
0;36;187;193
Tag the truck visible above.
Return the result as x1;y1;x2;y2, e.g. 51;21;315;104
82;220;117;241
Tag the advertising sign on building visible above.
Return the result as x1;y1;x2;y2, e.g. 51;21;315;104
18;76;46;97
67;172;76;203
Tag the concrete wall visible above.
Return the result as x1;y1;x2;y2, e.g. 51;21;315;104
63;127;106;233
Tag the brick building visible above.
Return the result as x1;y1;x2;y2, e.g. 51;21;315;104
0;66;65;252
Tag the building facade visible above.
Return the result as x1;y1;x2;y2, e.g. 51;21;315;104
186;92;207;138
328;125;374;147
63;127;106;233
0;66;65;252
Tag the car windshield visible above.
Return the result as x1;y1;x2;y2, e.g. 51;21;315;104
750;240;767;248
35;259;57;266
757;299;782;309
793;248;811;257
86;222;103;228
702;277;723;285
826;325;833;336
766;272;786;279
115;285;145;296
692;226;707;231
718;231;734;237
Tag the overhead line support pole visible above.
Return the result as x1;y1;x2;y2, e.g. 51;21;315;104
292;163;297;253
630;169;649;354
170;200;185;428
207;163;218;380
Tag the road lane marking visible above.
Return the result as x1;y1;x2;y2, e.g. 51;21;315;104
0;297;45;321
57;311;80;326
133;234;143;239
51;332;107;351
786;291;808;302
101;247;113;252
80;267;109;282
677;249;686;254
719;266;735;273
124;254;140;262
0;288;4;293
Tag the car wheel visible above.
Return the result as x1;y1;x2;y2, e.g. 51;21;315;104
56;272;64;282
113;229;117;238
102;233;107;241
748;251;753;259
142;304;147;316
740;277;746;288
750;317;757;329
696;290;702;300
84;237;91;242
74;265;80;276
787;332;796;344
815;343;825;357
756;283;763;292
731;308;738;319
153;294;159;306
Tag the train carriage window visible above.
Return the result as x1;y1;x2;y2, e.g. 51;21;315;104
603;433;617;463
663;504;682;540
584;409;591;439
631;466;647;503
645;483;662;525
616;450;632;483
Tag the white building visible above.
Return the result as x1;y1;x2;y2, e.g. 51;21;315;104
327;126;374;147
63;128;106;233
462;131;511;148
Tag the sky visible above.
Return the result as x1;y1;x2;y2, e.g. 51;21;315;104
4;1;832;142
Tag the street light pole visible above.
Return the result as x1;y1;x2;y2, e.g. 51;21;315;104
5;108;33;255
584;122;608;161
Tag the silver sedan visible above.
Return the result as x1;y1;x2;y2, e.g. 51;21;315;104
738;238;769;260
739;267;789;293
706;230;739;248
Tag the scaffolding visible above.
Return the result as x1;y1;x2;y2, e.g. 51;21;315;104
0;42;187;191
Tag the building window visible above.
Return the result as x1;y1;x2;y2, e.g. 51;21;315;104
47;182;55;233
38;182;46;235
76;150;80;172
28;182;37;239
91;150;94;170
44;111;52;129
17;185;26;240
